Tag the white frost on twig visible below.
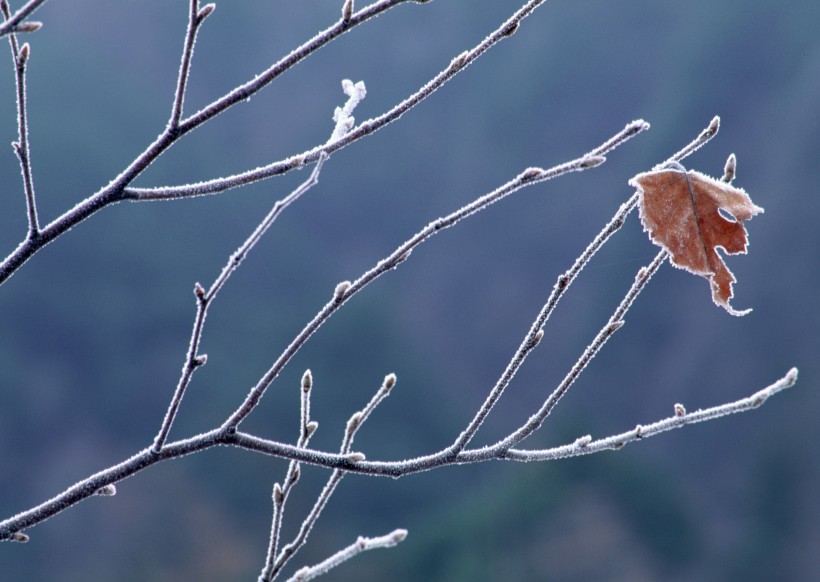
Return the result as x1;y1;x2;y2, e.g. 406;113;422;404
329;79;367;143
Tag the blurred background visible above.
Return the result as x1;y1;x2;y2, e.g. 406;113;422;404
0;0;817;580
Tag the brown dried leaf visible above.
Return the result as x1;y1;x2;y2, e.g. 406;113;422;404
629;164;763;316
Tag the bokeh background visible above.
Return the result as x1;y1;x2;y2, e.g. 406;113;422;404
0;1;817;580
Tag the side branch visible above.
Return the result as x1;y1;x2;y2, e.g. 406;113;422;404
221;120;646;431
0;368;796;541
124;0;558;201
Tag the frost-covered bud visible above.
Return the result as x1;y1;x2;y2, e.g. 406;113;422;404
301;369;313;392
390;529;408;544
342;0;354;23
196;3;215;23
531;329;544;347
273;483;284;504
334;280;351;301
383;372;397;391
95;484;117;496
16;21;42;33
305;420;319;437
17;43;30;67
194;354;208;366
193;282;206;300
10;532;29;543
722;153;737;184
449;51;469;71
520;167;543;181
347;411;363;433
674;403;686;417
574;434;592;447
501;21;519;37
346;452;366;463
579;155;606;169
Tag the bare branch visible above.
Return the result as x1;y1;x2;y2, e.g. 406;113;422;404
221;120;645;432
502;367;799;461
151;155;328;452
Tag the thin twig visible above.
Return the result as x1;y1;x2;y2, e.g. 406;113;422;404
285;529;408;582
2;0;38;238
259;371;317;582
495;248;667;452
169;1;214;129
502;367;799;461
263;374;396;580
221;120;644;432
151;155;328;452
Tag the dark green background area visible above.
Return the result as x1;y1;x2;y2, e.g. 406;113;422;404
0;1;817;580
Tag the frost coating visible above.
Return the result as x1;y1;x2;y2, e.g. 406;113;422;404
329;79;367;142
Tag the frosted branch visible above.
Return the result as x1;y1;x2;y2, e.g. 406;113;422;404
221;120;644;432
286;529;408;582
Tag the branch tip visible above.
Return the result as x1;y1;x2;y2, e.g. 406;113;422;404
383;372;397;391
702;115;720;139
301;369;313;392
723;153;737;183
17;42;30;66
193;282;206;300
